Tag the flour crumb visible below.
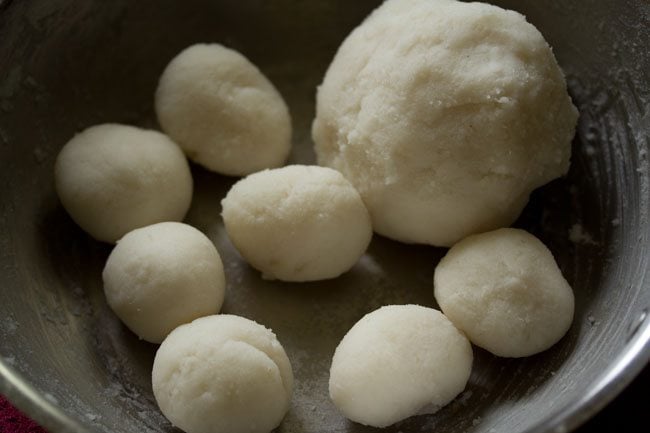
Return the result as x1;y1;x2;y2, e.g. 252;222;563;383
24;76;38;88
2;317;18;335
33;147;47;164
569;223;597;245
44;393;59;404
584;145;596;156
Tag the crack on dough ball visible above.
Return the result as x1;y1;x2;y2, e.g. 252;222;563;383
221;165;373;282
312;0;578;246
152;315;293;433
54;124;193;243
102;222;226;344
329;305;473;428
434;228;575;357
155;43;292;176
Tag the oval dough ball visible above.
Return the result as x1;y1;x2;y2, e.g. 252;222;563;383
152;314;293;433
329;305;473;428
313;0;578;246
155;43;292;176
54;123;193;243
434;228;575;357
221;165;372;282
102;222;225;344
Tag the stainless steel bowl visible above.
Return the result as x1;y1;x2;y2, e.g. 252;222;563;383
1;1;648;432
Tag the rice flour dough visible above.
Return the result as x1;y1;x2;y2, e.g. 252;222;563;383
329;305;473;427
221;165;372;282
156;43;292;176
434;228;575;357
54;123;192;243
313;0;578;246
152;315;293;433
102;222;226;344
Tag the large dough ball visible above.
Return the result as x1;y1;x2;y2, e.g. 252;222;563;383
152;315;293;433
313;0;578;246
54;124;193;243
329;305;472;428
102;222;225;344
155;43;292;176
221;165;372;282
434;228;575;357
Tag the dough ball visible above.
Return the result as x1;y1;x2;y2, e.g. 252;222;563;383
155;43;292;176
434;228;575;357
102;222;225;344
221;165;372;282
152;314;293;433
329;305;473;428
54;123;193;243
313;0;578;246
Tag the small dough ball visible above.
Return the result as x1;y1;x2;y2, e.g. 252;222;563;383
155;43;292;176
221;165;372;282
329;305;473;428
54;124;193;243
102;222;225;343
313;0;578;246
434;228;575;357
152;314;293;433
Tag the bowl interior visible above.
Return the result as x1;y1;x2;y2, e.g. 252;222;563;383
0;1;649;433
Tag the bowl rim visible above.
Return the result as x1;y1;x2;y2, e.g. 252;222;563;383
1;318;649;433
523;318;650;433
0;361;87;433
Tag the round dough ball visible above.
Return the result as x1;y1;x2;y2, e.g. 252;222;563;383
102;222;225;344
54;123;193;243
152;314;293;433
434;228;575;357
329;305;473;428
313;0;578;246
221;165;372;282
155;43;292;176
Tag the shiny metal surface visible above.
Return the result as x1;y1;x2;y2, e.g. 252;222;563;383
0;1;648;433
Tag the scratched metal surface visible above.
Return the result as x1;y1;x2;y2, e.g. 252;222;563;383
0;1;648;433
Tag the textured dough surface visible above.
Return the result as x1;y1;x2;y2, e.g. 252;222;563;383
221;165;372;282
434;228;575;357
313;0;578;246
102;222;225;344
54;124;192;243
329;305;473;428
152;315;293;433
156;43;291;176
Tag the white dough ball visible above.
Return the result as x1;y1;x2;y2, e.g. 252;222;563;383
221;165;372;282
155;43;292;176
102;222;225;344
313;0;578;246
152;314;293;433
54;124;193;243
434;228;575;357
329;305;473;428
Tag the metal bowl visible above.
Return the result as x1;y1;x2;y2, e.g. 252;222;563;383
1;1;648;432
